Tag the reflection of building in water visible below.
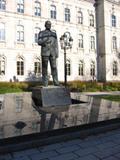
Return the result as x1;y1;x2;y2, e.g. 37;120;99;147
0;126;4;138
0;96;4;114
0;92;120;139
0;92;90;138
38;106;90;132
0;93;40;139
72;92;120;122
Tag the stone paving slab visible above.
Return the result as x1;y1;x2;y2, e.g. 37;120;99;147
115;152;120;159
29;150;58;160
49;153;78;160
56;145;80;154
75;154;99;160
93;150;115;159
39;143;63;152
74;146;98;157
13;156;30;160
0;154;12;160
13;148;40;158
103;156;119;160
0;129;120;160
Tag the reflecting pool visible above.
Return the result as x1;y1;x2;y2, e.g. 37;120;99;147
0;92;120;139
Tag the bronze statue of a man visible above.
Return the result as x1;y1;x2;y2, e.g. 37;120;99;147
38;21;59;86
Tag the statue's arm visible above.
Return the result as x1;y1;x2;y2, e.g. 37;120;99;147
55;35;59;58
38;31;48;46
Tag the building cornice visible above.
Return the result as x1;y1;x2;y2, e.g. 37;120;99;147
106;0;120;5
95;0;120;5
81;0;95;4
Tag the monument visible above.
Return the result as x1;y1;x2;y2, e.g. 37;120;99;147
32;21;71;107
38;20;59;86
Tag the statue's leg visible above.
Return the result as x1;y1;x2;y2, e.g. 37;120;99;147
42;56;49;86
50;56;59;86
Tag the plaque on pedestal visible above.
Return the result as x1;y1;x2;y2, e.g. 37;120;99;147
32;86;71;107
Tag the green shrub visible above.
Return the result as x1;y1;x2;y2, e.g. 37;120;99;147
103;82;120;91
68;81;86;92
0;81;119;94
0;81;44;94
68;81;120;92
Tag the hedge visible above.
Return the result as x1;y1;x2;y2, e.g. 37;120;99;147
0;81;119;94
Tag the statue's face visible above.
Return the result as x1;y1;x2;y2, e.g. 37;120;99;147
45;21;51;30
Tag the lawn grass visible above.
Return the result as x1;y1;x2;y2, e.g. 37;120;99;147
94;95;120;102
0;87;23;94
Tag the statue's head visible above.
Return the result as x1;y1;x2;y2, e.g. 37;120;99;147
45;21;51;30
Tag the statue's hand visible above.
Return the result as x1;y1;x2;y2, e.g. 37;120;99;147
41;43;46;47
46;39;52;44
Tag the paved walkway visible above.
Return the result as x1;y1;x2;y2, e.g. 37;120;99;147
0;129;120;160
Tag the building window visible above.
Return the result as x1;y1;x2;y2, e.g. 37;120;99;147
14;128;22;136
66;59;71;76
90;61;95;76
0;23;5;41
0;126;4;138
17;56;24;75
34;58;41;75
112;14;116;27
78;34;83;48
78;10;83;24
17;0;24;13
15;96;23;112
50;5;56;19
89;14;94;27
78;61;84;76
113;61;118;76
90;36;95;50
0;101;3;111
17;25;24;42
112;36;117;50
34;27;40;43
0;56;5;75
65;8;70;22
35;1;41;16
32;122;39;131
0;0;6;10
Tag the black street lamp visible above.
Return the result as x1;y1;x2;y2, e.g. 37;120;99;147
60;32;73;87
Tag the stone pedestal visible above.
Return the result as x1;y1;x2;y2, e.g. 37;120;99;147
32;86;72;107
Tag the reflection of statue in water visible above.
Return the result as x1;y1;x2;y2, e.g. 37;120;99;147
38;21;59;86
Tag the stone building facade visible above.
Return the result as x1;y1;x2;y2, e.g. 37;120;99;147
96;0;120;81
0;0;119;82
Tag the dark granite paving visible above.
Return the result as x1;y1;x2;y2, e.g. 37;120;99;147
0;128;120;160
